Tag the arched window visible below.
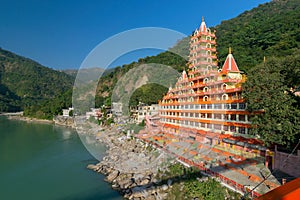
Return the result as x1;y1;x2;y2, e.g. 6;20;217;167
206;36;211;41
203;96;209;101
207;57;212;63
206;50;211;55
206;43;211;48
204;78;209;83
222;94;229;100
221;83;227;90
207;65;212;71
203;87;209;92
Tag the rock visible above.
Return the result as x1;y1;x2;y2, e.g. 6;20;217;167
161;184;168;191
106;170;119;182
139;178;150;186
118;178;133;189
86;164;98;170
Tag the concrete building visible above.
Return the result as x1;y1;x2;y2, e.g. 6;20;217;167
62;107;74;117
136;103;159;124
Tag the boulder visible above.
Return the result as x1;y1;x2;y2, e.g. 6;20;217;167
161;184;168;191
86;164;98;171
106;170;120;182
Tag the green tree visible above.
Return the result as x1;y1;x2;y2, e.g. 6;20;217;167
243;57;300;147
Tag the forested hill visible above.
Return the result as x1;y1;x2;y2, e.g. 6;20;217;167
0;48;74;114
216;0;300;72
2;0;300;117
96;0;300;106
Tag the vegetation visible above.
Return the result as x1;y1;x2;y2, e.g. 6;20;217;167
129;83;168;106
215;0;300;72
23;89;73;120
2;0;300;136
0;48;74;116
95;50;186;107
243;52;300;148
157;163;242;200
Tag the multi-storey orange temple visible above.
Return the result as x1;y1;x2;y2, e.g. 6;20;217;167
139;19;281;197
158;18;260;148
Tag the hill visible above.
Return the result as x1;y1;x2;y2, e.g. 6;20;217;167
95;0;300;107
2;0;300;118
0;48;74;116
215;0;300;72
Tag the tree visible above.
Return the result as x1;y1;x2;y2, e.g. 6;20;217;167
243;56;300;147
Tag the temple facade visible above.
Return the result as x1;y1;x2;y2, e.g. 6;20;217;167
158;18;264;153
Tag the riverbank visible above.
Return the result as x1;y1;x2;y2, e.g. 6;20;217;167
4;112;77;128
79;121;243;200
77;121;176;199
7;115;54;124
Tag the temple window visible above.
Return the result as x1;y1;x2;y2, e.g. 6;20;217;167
222;94;229;100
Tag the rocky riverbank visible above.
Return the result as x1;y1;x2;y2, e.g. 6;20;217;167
53;115;75;128
84;124;177;200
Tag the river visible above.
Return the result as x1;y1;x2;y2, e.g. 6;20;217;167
0;116;122;200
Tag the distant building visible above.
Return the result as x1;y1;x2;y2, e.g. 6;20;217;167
62;107;74;117
136;103;159;124
85;108;101;120
112;102;123;116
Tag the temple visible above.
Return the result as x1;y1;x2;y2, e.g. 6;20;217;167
158;18;264;154
139;18;283;198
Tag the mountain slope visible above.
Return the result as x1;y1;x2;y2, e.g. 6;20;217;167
95;0;300;107
215;0;300;72
0;48;74;112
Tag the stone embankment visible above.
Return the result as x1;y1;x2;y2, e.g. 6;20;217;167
53;116;75;128
86;126;175;200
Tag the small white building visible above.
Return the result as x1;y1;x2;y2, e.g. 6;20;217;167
112;102;123;116
137;103;159;124
62;107;74;117
85;108;101;120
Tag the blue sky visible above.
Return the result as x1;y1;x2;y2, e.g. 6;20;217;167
0;0;270;69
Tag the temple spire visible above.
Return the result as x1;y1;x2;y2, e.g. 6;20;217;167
221;47;240;72
200;17;207;32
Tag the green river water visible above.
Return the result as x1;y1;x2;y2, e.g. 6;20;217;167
0;116;122;200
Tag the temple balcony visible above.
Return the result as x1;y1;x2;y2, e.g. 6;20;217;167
189;47;217;54
192;39;217;46
159;98;245;106
195;54;217;59
191;32;216;39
